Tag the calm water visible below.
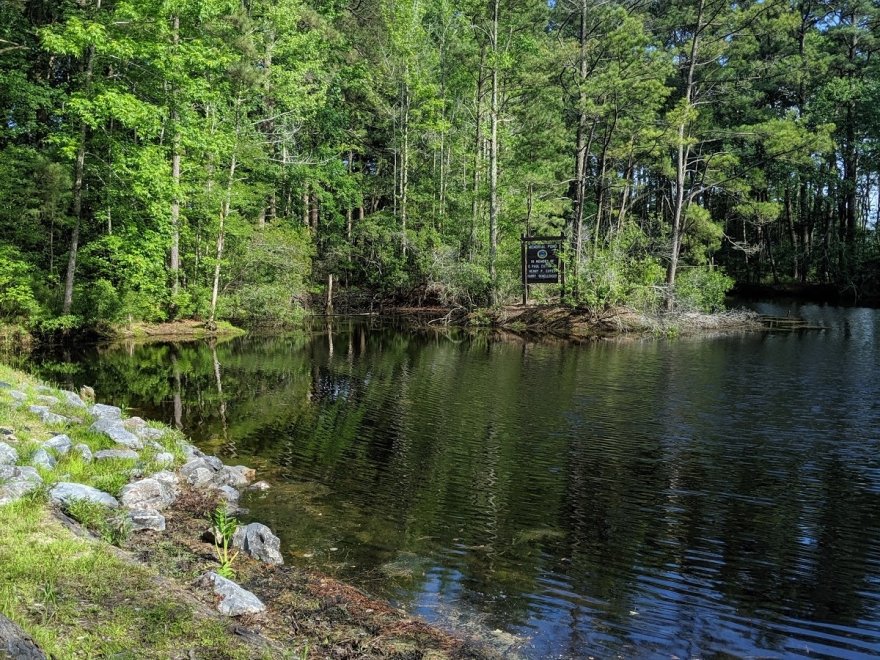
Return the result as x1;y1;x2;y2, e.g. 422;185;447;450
21;302;880;658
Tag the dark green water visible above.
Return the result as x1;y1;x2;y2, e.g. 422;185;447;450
21;302;880;658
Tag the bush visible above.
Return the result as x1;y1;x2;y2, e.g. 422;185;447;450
674;267;734;312
0;246;43;322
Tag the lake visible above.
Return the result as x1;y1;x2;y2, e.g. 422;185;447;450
22;302;880;658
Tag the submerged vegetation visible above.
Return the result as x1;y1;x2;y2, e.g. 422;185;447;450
1;0;879;338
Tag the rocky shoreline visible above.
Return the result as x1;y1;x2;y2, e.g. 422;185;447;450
0;365;503;659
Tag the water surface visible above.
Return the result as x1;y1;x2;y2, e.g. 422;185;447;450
23;303;880;658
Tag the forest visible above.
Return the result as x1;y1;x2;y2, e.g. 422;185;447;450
0;0;878;334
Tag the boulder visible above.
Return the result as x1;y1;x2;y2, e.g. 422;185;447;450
232;523;284;565
0;381;10;389
214;485;240;506
187;467;214;488
0;611;47;659
119;477;176;511
43;434;72;455
180;457;217;477
128;508;166;532
155;452;175;467
30;449;55;470
248;481;271;492
28;406;70;425
62;390;88;409
123;416;147;430
49;482;118;508
94;448;139;461
90;418;142;449
0;442;18;465
197;572;265;616
90;403;122;420
136;426;166;442
150;470;179;490
0;466;43;506
0;426;13;436
203;456;224;472
213;466;250;489
9;390;26;402
35;395;58;406
73;443;93;462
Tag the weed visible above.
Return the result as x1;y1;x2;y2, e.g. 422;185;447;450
65;498;131;546
209;507;239;579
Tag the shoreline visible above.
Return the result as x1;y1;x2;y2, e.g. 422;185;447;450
0;363;504;659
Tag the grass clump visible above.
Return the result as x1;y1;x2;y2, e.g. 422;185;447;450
65;498;131;546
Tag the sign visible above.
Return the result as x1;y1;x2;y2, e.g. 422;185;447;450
525;242;560;284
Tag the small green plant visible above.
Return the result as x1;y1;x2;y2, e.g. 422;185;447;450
209;507;239;579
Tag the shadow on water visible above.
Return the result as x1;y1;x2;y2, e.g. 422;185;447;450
19;304;880;658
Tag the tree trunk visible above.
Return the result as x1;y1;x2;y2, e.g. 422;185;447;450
488;0;500;306
169;14;181;297
209;152;237;326
62;0;100;314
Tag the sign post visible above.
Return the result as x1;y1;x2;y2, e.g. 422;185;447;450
521;233;563;305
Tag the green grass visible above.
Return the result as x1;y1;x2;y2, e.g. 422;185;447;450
0;499;254;658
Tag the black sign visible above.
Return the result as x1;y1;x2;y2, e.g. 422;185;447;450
525;242;560;283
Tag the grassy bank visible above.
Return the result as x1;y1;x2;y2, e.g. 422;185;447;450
0;363;500;659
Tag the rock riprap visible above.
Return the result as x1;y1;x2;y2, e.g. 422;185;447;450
198;572;266;616
90;418;142;449
43;434;72;455
90;403;122;420
0;466;42;505
119;477;177;511
49;482;118;508
232;523;284;565
30;448;56;470
128;508;166;532
94;448;139;461
0;442;18;465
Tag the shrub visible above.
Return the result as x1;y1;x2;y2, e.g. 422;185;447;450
674;267;734;312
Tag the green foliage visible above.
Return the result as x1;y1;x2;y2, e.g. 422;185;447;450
0;247;43;322
209;507;239;579
674;268;735;313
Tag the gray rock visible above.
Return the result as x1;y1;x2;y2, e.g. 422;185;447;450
203;456;224;472
94;448;139;461
0;442;18;465
62;390;88;409
90;403;122;420
155;452;175;467
0;466;43;506
136;426;166;442
35;395;58;406
73;443;93;462
119;477;176;510
9;390;26;401
43;434;72;455
123;416;147;430
90;418;142;449
198;572;265;616
0;381;10;389
49;482;118;508
28;406;70;425
248;481;271;492
181;457;217;477
30;449;56;470
215;484;240;504
180;442;202;460
213;466;250;489
0;610;48;659
232;522;284;565
150;470;179;490
128;508;165;531
36;386;53;393
187;467;214;488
